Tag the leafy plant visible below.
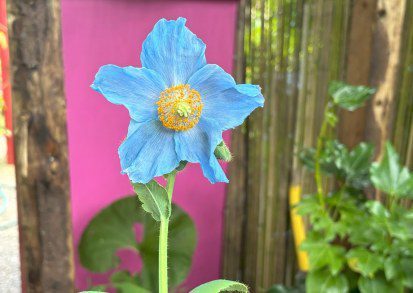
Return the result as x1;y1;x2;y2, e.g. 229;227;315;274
79;195;196;292
296;81;413;292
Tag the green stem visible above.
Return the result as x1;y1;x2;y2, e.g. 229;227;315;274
159;171;177;293
315;102;332;209
159;219;169;293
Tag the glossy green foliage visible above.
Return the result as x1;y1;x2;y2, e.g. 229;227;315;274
294;81;413;292
328;81;375;111
300;140;374;190
371;142;413;198
78;196;196;292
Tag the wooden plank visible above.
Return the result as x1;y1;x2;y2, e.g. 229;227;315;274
338;0;377;148
366;0;407;152
7;0;74;292
222;0;249;281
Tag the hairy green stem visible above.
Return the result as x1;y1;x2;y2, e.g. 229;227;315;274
159;219;169;293
315;102;332;209
159;171;177;293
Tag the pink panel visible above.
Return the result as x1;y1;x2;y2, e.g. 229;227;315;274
61;0;237;290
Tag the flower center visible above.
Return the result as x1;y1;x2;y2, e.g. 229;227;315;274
157;84;202;131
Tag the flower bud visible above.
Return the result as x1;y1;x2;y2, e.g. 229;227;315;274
214;141;232;162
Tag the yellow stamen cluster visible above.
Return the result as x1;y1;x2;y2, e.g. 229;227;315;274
157;84;203;131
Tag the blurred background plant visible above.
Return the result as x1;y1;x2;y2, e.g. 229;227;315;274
78;195;196;293
292;81;413;292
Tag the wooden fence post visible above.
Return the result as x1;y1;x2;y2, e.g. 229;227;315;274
366;0;408;153
338;0;377;148
7;0;74;292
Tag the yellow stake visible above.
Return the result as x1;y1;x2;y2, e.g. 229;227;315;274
289;185;309;272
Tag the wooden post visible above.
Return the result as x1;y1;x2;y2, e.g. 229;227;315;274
0;0;13;163
338;0;377;148
221;0;249;282
7;0;74;292
366;0;408;153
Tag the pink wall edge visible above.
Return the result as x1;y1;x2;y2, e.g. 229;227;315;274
61;0;238;291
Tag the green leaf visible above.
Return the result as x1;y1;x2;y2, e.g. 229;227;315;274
358;275;402;293
78;196;196;291
110;271;150;293
365;201;389;218
133;180;170;221
326;111;338;127
384;256;400;280
401;258;413;288
306;270;348;293
175;160;188;171
328;81;375;111
370;142;413;198
189;280;249;293
340;143;375;189
296;195;323;216
301;241;346;275
346;248;383;277
299;141;374;189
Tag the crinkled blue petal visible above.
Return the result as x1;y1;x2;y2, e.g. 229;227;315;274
174;120;228;184
204;85;264;131
140;17;206;87
188;64;264;130
91;65;166;122
188;64;235;96
119;120;179;183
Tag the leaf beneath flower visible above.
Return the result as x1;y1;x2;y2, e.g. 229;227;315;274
133;180;171;221
189;280;249;293
78;196;196;291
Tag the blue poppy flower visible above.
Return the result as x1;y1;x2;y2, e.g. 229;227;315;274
91;17;264;184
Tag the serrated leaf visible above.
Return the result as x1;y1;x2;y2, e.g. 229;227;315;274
384;256;400;280
296;195;322;216
306;270;349;293
358;275;401;293
401;258;413;288
301;242;346;275
346;248;383;277
370;142;413;198
366;201;389;218
133;180;170;221
328;81;375;111
190;279;249;293
78;196;196;291
341;143;375;189
299;141;373;189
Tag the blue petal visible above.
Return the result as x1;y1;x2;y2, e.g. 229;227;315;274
174;120;228;184
188;64;235;96
203;85;264;131
188;65;264;130
91;65;166;122
141;17;206;87
119;120;179;183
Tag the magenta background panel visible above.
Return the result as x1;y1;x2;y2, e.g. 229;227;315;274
61;0;237;290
